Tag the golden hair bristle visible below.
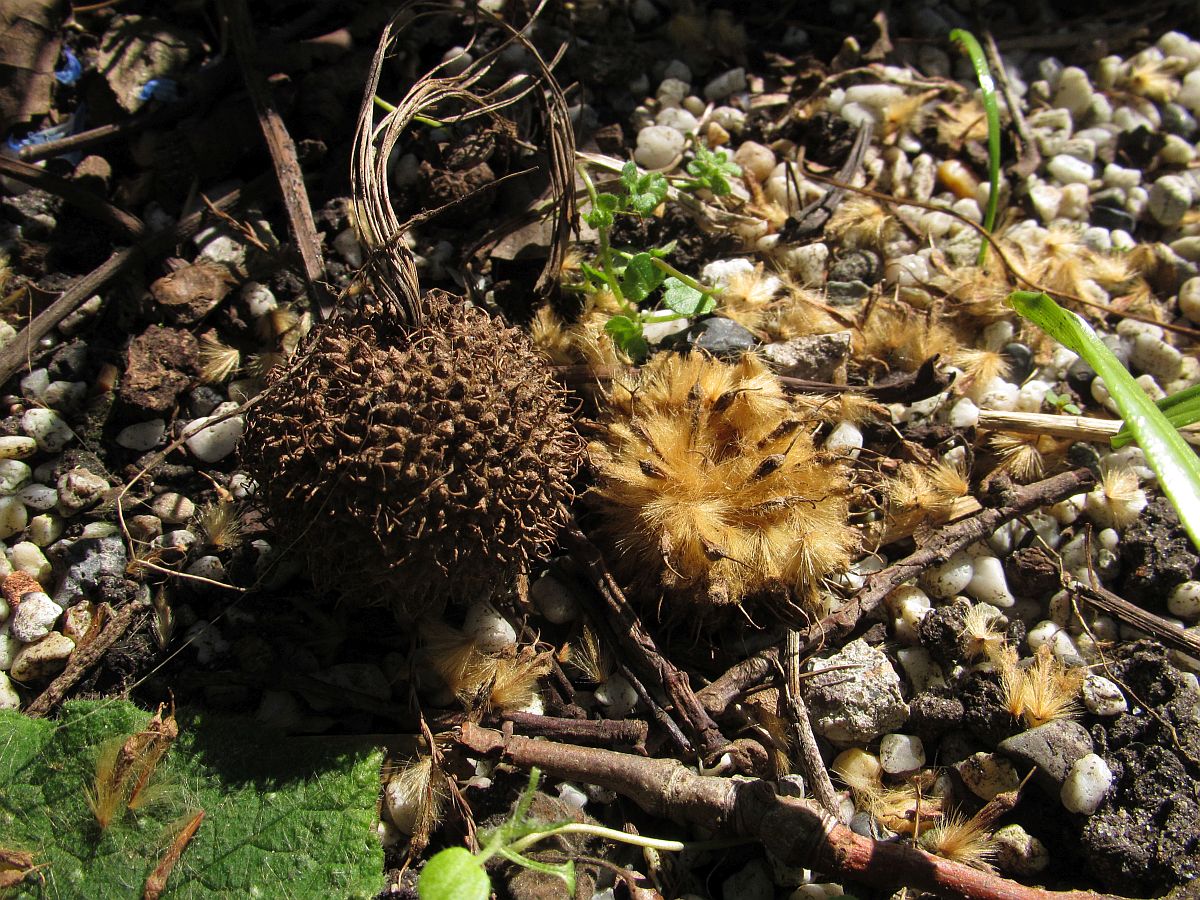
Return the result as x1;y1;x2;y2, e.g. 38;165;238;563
860;303;961;373
826;196;897;250
920;810;999;871
589;351;859;620
999;644;1084;729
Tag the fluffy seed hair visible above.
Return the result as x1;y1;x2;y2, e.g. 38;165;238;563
198;334;241;384
999;644;1084;729
588;351;859;621
195;500;243;551
860;303;961;374
826;197;897;250
920;810;999;871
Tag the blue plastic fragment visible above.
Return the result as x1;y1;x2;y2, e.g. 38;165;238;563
138;78;181;103
55;48;82;85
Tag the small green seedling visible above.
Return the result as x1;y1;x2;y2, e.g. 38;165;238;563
1043;387;1082;416
950;29;1000;265
576;161;720;360
679;142;742;196
418;767;694;900
1009;290;1200;551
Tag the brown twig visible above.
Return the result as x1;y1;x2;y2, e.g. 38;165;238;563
562;524;728;761
25;597;151;717
458;724;1124;900
1071;579;1200;660
499;710;648;751
779;630;842;820
697;469;1098;716
0;156;146;240
618;663;693;757
220;0;333;320
981;30;1041;180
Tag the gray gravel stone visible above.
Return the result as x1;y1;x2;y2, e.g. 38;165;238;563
998;719;1093;790
53;536;128;606
804;639;909;743
761;332;851;382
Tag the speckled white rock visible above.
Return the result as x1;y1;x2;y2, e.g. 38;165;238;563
1061;753;1112;815
0;670;18;708
10;592;62;642
1028;182;1062;222
1149;175;1194;226
889;584;931;644
186;555;227;583
1048;154;1094;185
920;550;974;600
594;672;638;719
16;484;55;511
21;408;73;453
183;404;244;463
241;281;277;317
824;421;863;457
461;603;514;654
656;105;698;133
879;733;925;774
1052;67;1093;121
975;378;1020;412
1168;581;1200;620
633;124;685;169
1016;380;1052;413
956;752;1021;800
994;824;1050;877
150;492;195;525
0;497;27;541
530;572;580;624
896;647;946;692
116;419;166;451
1082;675;1127;716
10;541;51;582
966;553;1015;608
0;460;31;495
1130;333;1184;381
0;436;36;460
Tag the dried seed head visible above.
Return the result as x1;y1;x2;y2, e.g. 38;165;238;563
198;335;240;384
588;351;858;621
242;293;584;619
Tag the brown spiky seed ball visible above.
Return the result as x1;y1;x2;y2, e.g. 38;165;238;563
243;294;583;620
588;351;859;622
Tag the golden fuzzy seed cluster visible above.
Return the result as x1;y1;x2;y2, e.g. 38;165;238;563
587;351;859;620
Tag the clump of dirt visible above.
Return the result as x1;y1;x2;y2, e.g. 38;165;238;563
1082;642;1200;893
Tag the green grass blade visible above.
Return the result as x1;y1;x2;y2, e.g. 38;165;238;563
1112;384;1200;448
950;29;1000;265
1009;291;1200;550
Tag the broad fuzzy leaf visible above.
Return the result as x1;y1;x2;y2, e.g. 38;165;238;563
0;700;383;899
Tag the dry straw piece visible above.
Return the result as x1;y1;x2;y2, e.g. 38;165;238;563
242;7;582;619
588;351;859;622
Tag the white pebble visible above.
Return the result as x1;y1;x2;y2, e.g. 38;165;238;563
824;421;863;457
186;555;227;583
633;125;685;169
116;419;166;451
656;77;688;107
1130;333;1183;381
241;281;277;317
1178;277;1200;324
0;460;31;495
1168;581;1200;620
1103;163;1141;189
183;404;244;463
10;541;51;581
1061;753;1112;815
15;485;54;512
530;572;580;624
976;378;1020;412
1016;380;1051;412
879;733;925;774
1047;154;1094;185
1059;183;1091;220
948;397;979;428
920;550;974;600
462;602;516;653
594;672;638;718
896;646;946;691
890;584;931;644
656;106;698;133
0;436;36;460
1149;175;1194;226
733;141;776;182
0;497;27;541
703;67;746;101
21;408;73;453
1082;675;1127;716
1028;182;1061;222
1052;67;1093;121
0;671;19;708
10;592;62;642
966;554;1015;607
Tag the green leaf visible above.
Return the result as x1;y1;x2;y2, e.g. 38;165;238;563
620;252;666;303
1112;384;1200;448
604;315;648;361
648;240;677;257
1009;291;1200;551
583;192;620;230
662;278;715;317
0;700;383;899
418;848;490;900
949;28;1001;263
